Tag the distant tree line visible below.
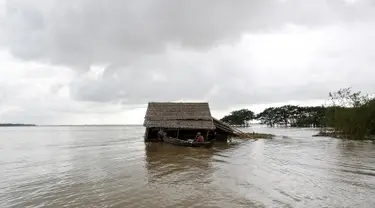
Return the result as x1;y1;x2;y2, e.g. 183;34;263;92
256;105;326;127
0;123;36;127
220;105;326;128
220;87;375;140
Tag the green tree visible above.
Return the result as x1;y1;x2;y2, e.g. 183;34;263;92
220;109;255;126
256;107;277;127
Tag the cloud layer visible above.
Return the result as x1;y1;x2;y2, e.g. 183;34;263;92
5;0;375;65
1;0;375;124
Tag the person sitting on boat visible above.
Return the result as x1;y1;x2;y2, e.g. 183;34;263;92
194;132;204;143
158;129;165;141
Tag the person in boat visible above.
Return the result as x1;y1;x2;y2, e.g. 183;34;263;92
158;129;166;141
194;132;204;143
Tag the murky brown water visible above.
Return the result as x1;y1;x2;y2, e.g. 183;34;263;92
1;125;375;208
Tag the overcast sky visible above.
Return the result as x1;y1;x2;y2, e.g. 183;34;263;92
0;0;374;125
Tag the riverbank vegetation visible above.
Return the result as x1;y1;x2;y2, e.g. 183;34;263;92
220;87;375;140
319;88;375;140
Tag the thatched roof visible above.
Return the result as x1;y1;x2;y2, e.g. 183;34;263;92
143;102;215;130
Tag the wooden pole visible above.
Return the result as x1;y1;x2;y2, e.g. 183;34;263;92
177;129;180;139
206;131;209;141
144;128;149;142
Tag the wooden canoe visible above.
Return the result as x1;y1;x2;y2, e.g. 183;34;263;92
163;136;215;148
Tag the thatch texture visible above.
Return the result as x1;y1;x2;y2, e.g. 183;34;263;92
145;102;212;120
144;102;215;130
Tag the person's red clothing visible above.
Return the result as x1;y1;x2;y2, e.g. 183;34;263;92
195;135;204;143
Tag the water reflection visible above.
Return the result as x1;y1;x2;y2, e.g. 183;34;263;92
2;126;375;207
145;142;216;184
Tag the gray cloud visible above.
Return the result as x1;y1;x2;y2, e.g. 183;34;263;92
2;0;375;113
5;0;374;65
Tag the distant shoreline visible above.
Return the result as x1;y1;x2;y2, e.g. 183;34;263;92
40;124;142;126
0;124;144;127
0;123;37;127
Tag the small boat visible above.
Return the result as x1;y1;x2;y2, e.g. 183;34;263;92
163;136;215;148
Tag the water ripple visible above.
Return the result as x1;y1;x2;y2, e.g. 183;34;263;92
1;126;375;207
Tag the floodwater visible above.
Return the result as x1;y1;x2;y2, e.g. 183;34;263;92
1;125;375;208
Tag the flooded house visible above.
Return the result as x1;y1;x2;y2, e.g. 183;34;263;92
143;102;235;142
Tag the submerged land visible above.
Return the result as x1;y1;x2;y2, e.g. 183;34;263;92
220;87;375;140
237;132;275;139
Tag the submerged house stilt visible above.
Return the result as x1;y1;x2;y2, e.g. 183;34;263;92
143;102;236;142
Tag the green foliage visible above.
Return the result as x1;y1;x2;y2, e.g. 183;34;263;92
324;87;375;140
220;109;255;126
219;87;375;140
255;105;327;127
